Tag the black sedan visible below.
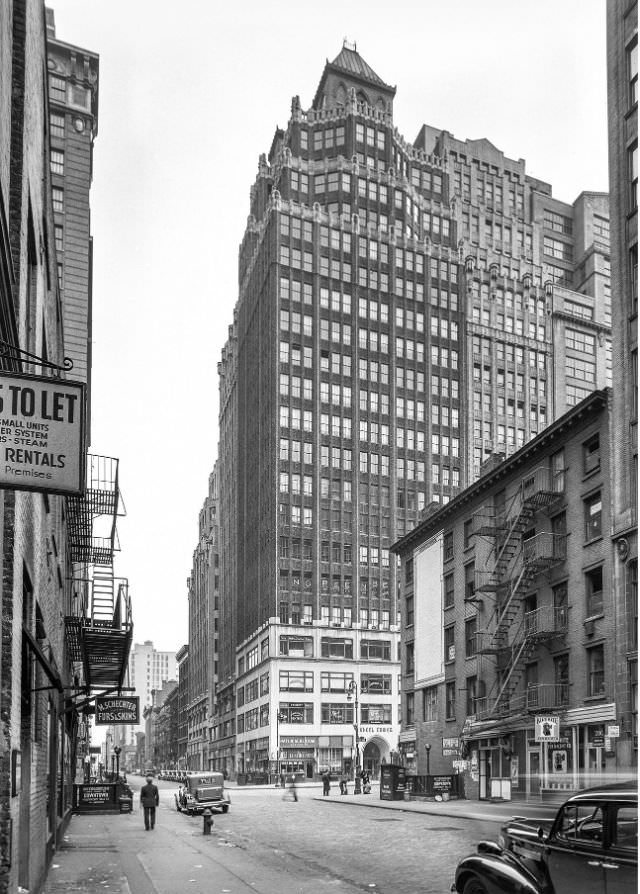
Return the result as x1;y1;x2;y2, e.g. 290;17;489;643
452;782;637;894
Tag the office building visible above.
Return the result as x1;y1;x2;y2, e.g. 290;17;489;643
212;43;612;781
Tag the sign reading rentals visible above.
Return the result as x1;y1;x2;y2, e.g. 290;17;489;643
535;715;560;742
95;696;140;725
0;373;85;495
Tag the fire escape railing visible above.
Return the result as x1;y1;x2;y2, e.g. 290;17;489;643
64;454;132;690
470;466;567;719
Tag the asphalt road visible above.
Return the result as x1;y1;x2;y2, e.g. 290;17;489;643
51;777;502;894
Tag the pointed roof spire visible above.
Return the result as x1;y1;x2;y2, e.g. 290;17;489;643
312;42;396;112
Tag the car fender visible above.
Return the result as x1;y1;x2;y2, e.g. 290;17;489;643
454;851;544;894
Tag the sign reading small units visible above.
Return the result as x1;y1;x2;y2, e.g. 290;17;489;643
95;696;140;725
0;372;85;495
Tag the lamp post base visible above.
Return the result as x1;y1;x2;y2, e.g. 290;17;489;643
354;777;362;794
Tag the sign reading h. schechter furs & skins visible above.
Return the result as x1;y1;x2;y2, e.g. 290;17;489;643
0;373;86;495
95;697;140;725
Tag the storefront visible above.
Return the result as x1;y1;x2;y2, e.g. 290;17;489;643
464;702;620;801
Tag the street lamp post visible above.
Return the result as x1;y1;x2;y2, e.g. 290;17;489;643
424;742;431;777
347;681;362;794
114;746;122;782
276;709;287;783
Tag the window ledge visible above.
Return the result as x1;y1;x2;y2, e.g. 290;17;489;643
584;536;604;547
584;694;607;703
582;467;601;482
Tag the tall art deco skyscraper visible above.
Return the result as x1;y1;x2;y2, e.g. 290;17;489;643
213;44;611;779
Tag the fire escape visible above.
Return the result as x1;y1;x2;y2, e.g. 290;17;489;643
471;465;568;718
64;455;133;692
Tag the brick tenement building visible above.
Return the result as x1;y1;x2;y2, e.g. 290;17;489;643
210;44;612;782
606;0;638;768
0;3;78;890
393;389;635;799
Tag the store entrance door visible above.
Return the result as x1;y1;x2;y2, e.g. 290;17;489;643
527;750;541;797
362;741;381;779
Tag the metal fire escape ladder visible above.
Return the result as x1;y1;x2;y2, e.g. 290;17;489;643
491;617;538;714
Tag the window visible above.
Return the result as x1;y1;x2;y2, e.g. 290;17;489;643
587;644;605;697
463;518;474;549
584;492;602;540
279;636;313;657
279;670;313;691
360;640;391;660
321;671;353;692
465;617;477;657
50;113;65;138
361;703;392;723
321;637;353;659
557;803;605;844
443;531;454;561
280;702;313;723
586;566;604;616
444;573;454;609
50;150;64;175
445;681;456;720
360;674;392;694
583;434;600;475
423;686;437;721
321;703;354;723
444;625;455;662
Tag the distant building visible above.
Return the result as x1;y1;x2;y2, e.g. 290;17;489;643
176;644;189;769
186;467;219;770
116;641;178;748
210;43;613;782
393;389;635;798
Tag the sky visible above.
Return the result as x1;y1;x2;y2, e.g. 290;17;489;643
49;0;609;653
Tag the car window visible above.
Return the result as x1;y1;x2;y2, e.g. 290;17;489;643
612;806;638;852
556;803;604;844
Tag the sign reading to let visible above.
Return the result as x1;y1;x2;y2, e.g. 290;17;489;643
0;373;85;495
95;696;140;725
535;715;560;742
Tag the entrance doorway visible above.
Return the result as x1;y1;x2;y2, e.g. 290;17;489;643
527;749;541;797
362;741;380;779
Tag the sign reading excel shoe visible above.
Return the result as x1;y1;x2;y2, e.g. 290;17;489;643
0;372;86;495
95;696;140;725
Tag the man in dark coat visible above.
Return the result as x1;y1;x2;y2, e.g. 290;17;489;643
140;775;159;830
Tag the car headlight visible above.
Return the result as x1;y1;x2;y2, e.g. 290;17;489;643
498;834;507;849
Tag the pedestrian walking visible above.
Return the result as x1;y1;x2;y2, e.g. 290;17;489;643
140;775;159;830
282;772;298;802
339;771;348;795
321;769;331;796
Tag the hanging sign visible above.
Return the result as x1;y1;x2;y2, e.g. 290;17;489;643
535;715;560;742
0;373;85;495
95;696;140;725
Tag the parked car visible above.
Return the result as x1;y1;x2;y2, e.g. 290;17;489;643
175;771;231;815
451;782;637;894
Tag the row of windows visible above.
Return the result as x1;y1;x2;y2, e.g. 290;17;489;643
279;635;392;660
279;669;392;693
411;644;606;724
239;702;393;727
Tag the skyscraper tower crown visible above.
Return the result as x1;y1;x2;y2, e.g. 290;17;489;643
312;41;396;113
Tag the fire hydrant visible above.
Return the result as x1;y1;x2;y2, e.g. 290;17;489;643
202;808;213;835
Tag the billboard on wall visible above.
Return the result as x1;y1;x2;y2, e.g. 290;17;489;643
0;372;85;495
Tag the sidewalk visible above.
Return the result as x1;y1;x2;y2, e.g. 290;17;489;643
312;782;561;824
